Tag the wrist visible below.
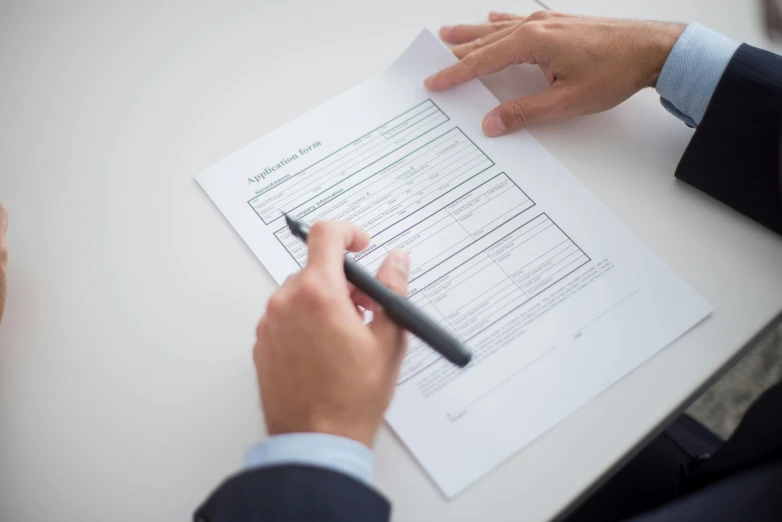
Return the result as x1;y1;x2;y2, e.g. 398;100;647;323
266;415;378;448
643;22;686;88
245;433;375;485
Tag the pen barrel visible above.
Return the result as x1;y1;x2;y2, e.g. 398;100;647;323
344;258;472;368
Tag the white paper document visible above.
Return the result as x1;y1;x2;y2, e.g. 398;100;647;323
197;29;711;497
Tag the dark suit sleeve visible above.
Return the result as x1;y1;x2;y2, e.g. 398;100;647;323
623;383;782;521
627;462;782;522
675;44;782;234
621;45;782;522
193;465;390;522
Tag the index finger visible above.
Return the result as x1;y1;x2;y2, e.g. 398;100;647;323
305;221;370;276
424;32;525;91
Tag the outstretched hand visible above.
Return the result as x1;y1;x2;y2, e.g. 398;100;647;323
426;11;684;136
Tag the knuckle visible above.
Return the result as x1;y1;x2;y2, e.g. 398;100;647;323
476;31;497;45
452;45;469;60
461;50;485;74
510;101;532;127
252;336;265;359
473;32;498;51
528;10;554;21
265;291;286;316
519;20;547;39
256;315;267;331
461;51;479;68
280;273;300;291
253;324;269;363
255;317;266;339
464;41;482;56
308;221;329;239
296;274;327;306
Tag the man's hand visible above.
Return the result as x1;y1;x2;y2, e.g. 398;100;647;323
425;11;685;136
254;221;410;447
0;203;7;325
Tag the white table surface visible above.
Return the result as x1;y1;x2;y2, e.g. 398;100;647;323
2;1;782;521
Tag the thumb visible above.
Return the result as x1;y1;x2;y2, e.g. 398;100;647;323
483;85;577;136
370;250;410;350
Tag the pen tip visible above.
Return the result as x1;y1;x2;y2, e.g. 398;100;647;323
282;212;300;233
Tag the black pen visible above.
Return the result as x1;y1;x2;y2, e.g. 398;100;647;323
284;213;472;368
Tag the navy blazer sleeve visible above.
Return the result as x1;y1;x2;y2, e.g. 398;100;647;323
625;44;782;521
193;465;390;522
674;44;782;234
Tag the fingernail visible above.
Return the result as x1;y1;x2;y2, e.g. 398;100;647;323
483;111;506;136
440;25;454;36
388;250;410;276
489;11;503;19
424;75;436;89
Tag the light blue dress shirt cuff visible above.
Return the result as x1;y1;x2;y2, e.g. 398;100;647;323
656;23;740;127
244;433;374;485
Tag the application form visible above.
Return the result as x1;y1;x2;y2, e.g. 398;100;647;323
197;29;711;497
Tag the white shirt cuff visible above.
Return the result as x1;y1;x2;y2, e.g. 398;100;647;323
244;433;374;486
657;23;740;126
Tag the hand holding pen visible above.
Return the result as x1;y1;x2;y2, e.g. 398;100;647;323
254;221;415;447
254;220;470;447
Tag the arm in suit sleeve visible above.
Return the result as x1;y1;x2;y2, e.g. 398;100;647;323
622;35;782;522
625;383;782;522
194;464;390;522
193;434;389;522
673;42;782;234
